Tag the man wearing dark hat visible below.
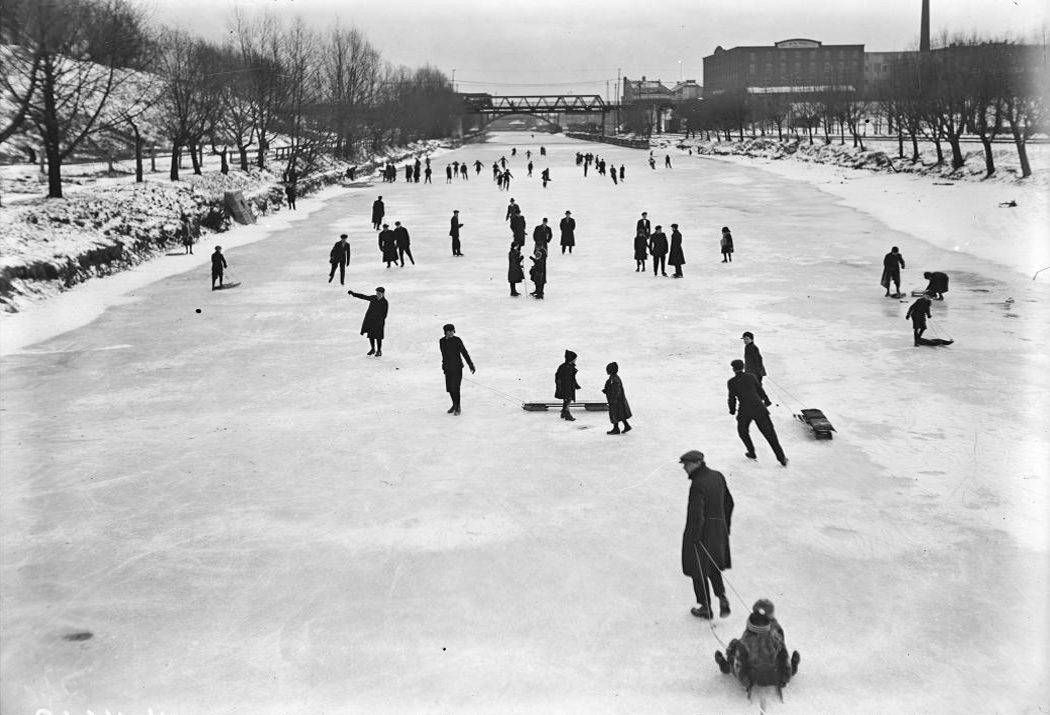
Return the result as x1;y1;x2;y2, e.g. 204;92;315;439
348;287;389;356
741;332;766;384
727;360;787;466
555;350;580;421
329;234;351;285
393;221;414;267
881;246;906;297
559;210;576;254
449;210;464;256
680;450;734;619
371;196;384;230
439;324;475;415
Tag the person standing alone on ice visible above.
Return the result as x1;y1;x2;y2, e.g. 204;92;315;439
555;350;581;421
881;246;906;297
439;324;475;415
371;196;384;230
720;226;734;263
679;450;734;620
211;246;227;290
727;360;787;466
348;287;388;356
329;234;351;285
741;332;766;384
559;211;576;254
602;362;632;435
449;210;464;256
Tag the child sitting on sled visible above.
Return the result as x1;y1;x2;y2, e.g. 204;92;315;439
715;599;800;701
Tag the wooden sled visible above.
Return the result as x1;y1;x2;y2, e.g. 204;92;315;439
794;408;835;439
522;401;609;412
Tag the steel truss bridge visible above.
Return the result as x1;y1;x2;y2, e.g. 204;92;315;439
457;94;621;131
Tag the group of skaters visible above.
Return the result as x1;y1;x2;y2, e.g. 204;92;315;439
576;151;626;185
880;246;953;346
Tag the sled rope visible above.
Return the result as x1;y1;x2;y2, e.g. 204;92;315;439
462;376;527;406
617;459;676;492
927;317;954;341
763;377;807;412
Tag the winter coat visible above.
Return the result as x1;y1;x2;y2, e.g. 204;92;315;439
554;361;580;401
529;254;546;284
636;218;651;238
439;335;475;373
602;374;632;422
668;229;685;266
649;230;668;257
727;371;771;417
449;217;463;238
508;248;524;283
744;343;766;379
533;224;552;251
681;464;734;576
349;292;388;339
371;200;384;224
378;229;398;262
559;217;576;246
330;240;351;265
634;234;649;261
720;232;734;254
881;251;905;288
926;271;949;295
393;226;411;249
510;214;527;242
906;296;932;327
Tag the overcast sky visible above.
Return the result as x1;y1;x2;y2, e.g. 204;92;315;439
152;0;1049;97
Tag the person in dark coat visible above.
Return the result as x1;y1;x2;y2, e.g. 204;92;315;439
510;212;527;247
371;196;384;230
506;198;519;222
559;211;576;254
881;246;906;297
720;226;734;263
741;332;766;383
378;224;398;268
923;271;949;300
285;182;297;210
328;234;351;285
906;292;933;345
393;221;414;266
679;450;734;619
348;287;388;356
727;360;787;465
649;225;669;277
634;230;648;272
554;349;580;420
636;212;651;239
602;361;632;435
532;218;553;255
210;245;227;290
507;243;524;296
439;323;476;415
529;247;547;299
449;210;464;256
715;600;801;698
668;223;685;278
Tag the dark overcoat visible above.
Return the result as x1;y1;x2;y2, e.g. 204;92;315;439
330;240;351;266
668;229;685;266
349;292;388;339
602;374;632;422
529;254;547;285
371;200;384;224
681;464;734;576
727;372;771;417
378;229;398;262
554;362;579;401
559;217;576;247
649;230;668;256
634;234;648;261
508;248;524;283
744;343;766;378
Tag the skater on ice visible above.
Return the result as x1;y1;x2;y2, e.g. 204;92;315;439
881;246;906;297
649;225;669;277
679;450;734;619
559;211;576;255
668;224;685;278
210;246;227;290
555;350;581;420
449;210;464;256
439;324;475;415
529;247;547;299
378;224;398;268
741;332;766;384
328;234;351;285
601;362;632;435
371;196;385;230
348;287;389;356
508;243;524;296
393;221;414;267
714;599;800;701
532;218;553;255
727;360;788;466
634;230;648;272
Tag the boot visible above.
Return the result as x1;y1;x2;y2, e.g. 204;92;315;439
561;411;575;422
622;421;632;433
791;651;800;675
606;427;621;435
719;597;731;618
715;651;732;674
690;605;713;619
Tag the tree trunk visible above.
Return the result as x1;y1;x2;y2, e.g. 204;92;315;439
133;127;143;183
947;135;964;171
41;75;64;198
188;141;202;175
220;148;229;175
170;143;181;181
979;135;995;178
1011;126;1032;179
45;144;63;199
238;145;249;172
897;123;904;159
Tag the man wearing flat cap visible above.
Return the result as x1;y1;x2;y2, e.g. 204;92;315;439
680;450;734;620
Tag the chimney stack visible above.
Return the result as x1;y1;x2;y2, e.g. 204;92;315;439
920;0;930;52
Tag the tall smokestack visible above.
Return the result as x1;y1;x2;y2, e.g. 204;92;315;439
920;0;930;52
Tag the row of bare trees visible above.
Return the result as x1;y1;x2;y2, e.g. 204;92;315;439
663;36;1048;179
1;0;460;198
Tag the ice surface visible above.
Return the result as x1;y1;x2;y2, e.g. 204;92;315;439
1;132;1047;714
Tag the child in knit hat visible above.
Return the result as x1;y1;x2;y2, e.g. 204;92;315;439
715;599;800;701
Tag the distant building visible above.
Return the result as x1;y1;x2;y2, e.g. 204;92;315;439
671;80;702;101
703;39;865;95
621;76;674;104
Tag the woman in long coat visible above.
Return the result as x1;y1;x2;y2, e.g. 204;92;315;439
602;362;632;435
668;224;686;278
348;287;388;356
507;243;524;296
379;226;399;267
634;230;648;272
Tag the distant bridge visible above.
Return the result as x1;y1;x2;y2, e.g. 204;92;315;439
456;93;621;133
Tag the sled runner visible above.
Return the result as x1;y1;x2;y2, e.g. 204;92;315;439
794;408;836;439
522;401;609;412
